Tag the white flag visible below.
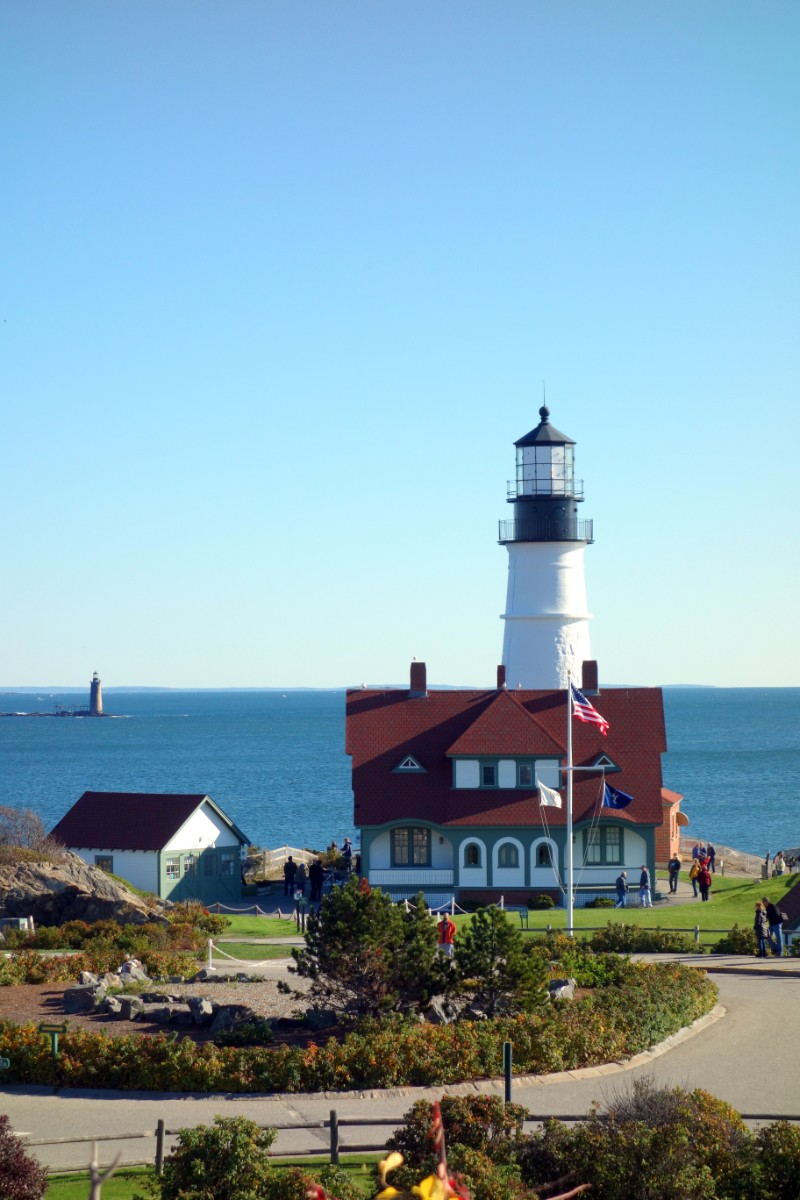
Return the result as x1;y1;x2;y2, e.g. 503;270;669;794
537;780;562;808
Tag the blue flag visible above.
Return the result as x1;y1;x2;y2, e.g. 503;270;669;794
603;783;634;809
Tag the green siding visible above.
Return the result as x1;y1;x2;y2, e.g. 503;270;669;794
158;846;242;904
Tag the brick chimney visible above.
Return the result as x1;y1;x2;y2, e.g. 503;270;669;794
581;659;599;694
497;664;507;689
409;660;427;697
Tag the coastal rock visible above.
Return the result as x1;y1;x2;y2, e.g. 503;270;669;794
0;853;162;927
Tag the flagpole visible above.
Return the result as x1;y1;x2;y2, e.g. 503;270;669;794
566;678;574;935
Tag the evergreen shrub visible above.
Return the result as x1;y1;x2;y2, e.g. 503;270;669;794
712;923;758;955
588;922;700;954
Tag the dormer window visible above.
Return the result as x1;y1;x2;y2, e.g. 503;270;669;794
394;755;425;773
586;752;621;774
481;764;497;787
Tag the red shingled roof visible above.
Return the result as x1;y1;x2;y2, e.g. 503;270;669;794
347;685;667;830
50;791;247;852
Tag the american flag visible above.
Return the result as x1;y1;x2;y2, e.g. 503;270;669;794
571;684;610;735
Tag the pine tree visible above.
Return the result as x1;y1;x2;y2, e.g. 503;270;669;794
292;878;446;1016
456;906;548;1017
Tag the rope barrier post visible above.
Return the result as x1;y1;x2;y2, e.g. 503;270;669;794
500;895;504;910
694;925;700;946
503;1041;513;1104
155;1120;165;1176
329;1109;339;1164
451;897;455;915
207;939;213;969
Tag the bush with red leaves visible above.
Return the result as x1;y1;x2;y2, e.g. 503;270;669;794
0;1113;47;1200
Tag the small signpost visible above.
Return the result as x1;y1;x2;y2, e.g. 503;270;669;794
39;1021;68;1060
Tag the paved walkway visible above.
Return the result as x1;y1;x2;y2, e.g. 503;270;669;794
3;954;799;1174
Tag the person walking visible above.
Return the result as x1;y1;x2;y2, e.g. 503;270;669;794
668;853;682;894
707;843;716;873
689;859;701;898
639;865;653;908
342;837;353;871
614;870;629;908
437;912;457;959
698;862;712;902
764;896;787;957
754;902;771;957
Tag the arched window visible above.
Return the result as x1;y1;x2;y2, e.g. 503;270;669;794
536;843;553;868
498;842;519;869
464;843;481;868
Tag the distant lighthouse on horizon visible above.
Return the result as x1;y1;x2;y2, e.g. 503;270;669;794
89;671;103;717
499;406;594;690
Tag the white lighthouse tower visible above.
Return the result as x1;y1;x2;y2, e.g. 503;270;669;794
499;406;594;689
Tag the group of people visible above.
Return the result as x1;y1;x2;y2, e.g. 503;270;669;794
282;854;326;901
614;866;653;908
765;850;797;877
754;897;789;957
688;845;715;901
282;835;359;903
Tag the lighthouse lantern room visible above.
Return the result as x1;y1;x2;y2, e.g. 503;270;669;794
499;406;594;690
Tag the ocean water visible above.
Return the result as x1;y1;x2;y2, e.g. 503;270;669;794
0;687;798;856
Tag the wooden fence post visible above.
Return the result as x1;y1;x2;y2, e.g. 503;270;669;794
155;1119;165;1176
329;1108;339;1164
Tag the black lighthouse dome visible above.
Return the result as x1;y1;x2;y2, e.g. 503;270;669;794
498;406;594;544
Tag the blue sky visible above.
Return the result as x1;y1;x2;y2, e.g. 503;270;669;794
3;2;798;688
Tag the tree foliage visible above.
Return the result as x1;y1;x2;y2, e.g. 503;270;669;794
291;879;448;1016
456;907;548;1017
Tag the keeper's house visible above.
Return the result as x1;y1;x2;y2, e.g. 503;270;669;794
50;791;249;905
347;661;686;908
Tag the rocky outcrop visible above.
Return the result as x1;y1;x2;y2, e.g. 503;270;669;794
0;853;162;926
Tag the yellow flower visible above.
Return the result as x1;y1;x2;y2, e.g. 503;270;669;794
412;1175;448;1200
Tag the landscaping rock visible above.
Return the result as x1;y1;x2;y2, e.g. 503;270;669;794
187;997;215;1025
63;984;106;1014
104;996;123;1015
421;997;460;1025
305;1007;338;1030
210;1004;257;1035
118;996;146;1020
548;977;577;1001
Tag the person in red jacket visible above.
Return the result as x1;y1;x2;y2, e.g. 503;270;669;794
697;862;712;902
437;913;457;958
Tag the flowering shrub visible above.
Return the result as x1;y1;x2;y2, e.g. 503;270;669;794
0;962;717;1092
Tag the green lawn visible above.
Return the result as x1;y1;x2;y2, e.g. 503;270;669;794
46;1156;379;1200
211;941;293;961
495;872;798;946
219;913;303;938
